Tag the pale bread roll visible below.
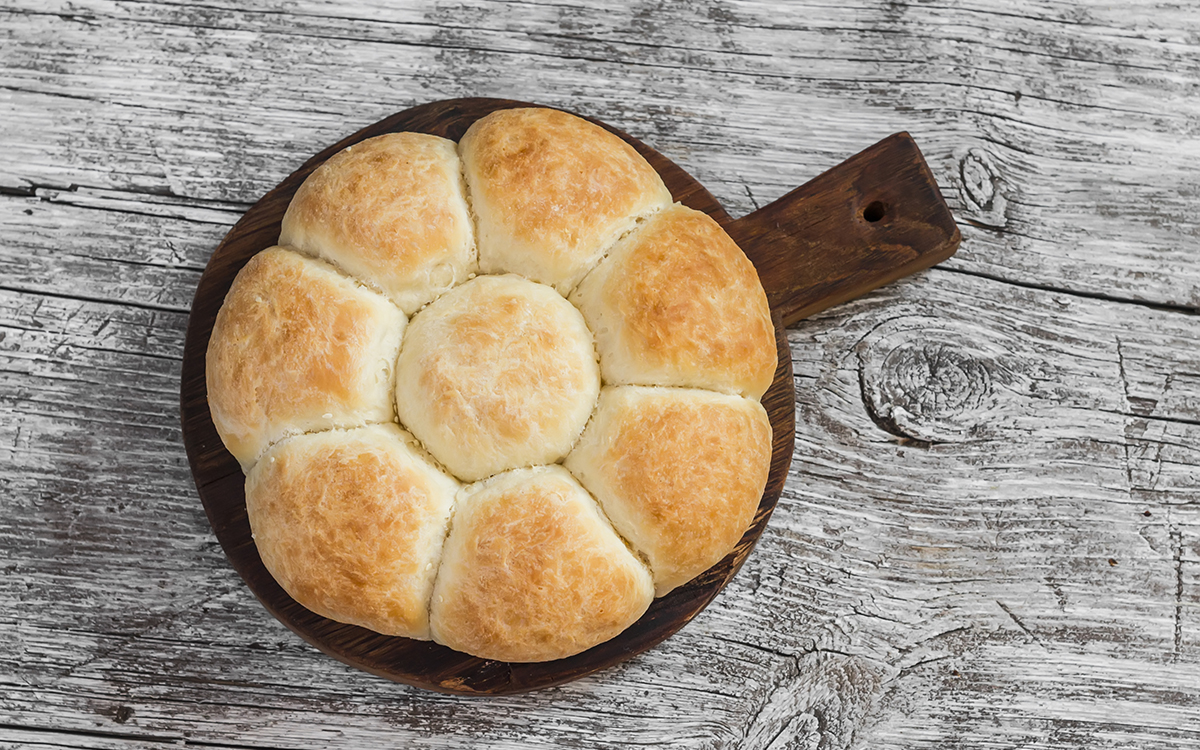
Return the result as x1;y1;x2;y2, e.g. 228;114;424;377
570;203;777;399
206;247;405;469
245;424;459;639
280;132;475;315
394;275;600;482
429;466;653;662
565;386;772;597
459;107;673;294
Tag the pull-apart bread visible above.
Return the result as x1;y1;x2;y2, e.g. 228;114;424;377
206;107;777;662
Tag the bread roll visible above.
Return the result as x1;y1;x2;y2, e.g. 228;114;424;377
459;107;672;294
206;247;405;468
394;275;600;482
280;132;475;315
570;203;776;399
565;386;772;596
429;466;653;662
245;424;459;639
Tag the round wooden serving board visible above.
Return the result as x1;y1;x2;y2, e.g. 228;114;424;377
179;98;959;695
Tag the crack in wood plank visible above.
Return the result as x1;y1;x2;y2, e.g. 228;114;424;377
0;285;190;316
934;266;1200;316
995;600;1046;648
1172;525;1184;661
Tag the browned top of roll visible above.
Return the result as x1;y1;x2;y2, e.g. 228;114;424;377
571;204;776;398
428;467;653;662
280;132;474;315
205;247;405;468
460;107;672;293
245;424;459;639
565;386;772;597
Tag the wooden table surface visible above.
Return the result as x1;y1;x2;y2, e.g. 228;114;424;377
2;1;1197;747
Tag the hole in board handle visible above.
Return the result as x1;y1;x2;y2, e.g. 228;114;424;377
862;201;887;223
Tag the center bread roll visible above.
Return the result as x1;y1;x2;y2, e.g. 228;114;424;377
428;466;654;662
394;274;601;482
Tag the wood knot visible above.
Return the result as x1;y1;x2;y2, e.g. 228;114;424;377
954;147;1008;229
857;317;1012;443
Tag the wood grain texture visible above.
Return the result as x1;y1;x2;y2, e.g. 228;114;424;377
3;0;1199;746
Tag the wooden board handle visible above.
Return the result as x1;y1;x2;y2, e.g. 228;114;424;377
728;132;961;327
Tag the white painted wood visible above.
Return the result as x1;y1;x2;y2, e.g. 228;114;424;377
2;1;1198;748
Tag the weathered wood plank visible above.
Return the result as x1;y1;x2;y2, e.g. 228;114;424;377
3;0;1200;746
2;0;1198;307
2;625;777;748
0;194;226;312
0;726;197;750
725;268;1200;746
4;265;1200;747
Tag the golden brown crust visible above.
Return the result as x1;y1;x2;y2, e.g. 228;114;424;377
280;133;475;315
206;247;405;468
245;424;459;639
428;466;653;662
394;275;600;482
570;204;777;399
460;108;673;293
565;386;772;596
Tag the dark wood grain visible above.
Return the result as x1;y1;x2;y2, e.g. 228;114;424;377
729;132;961;328
179;97;954;695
